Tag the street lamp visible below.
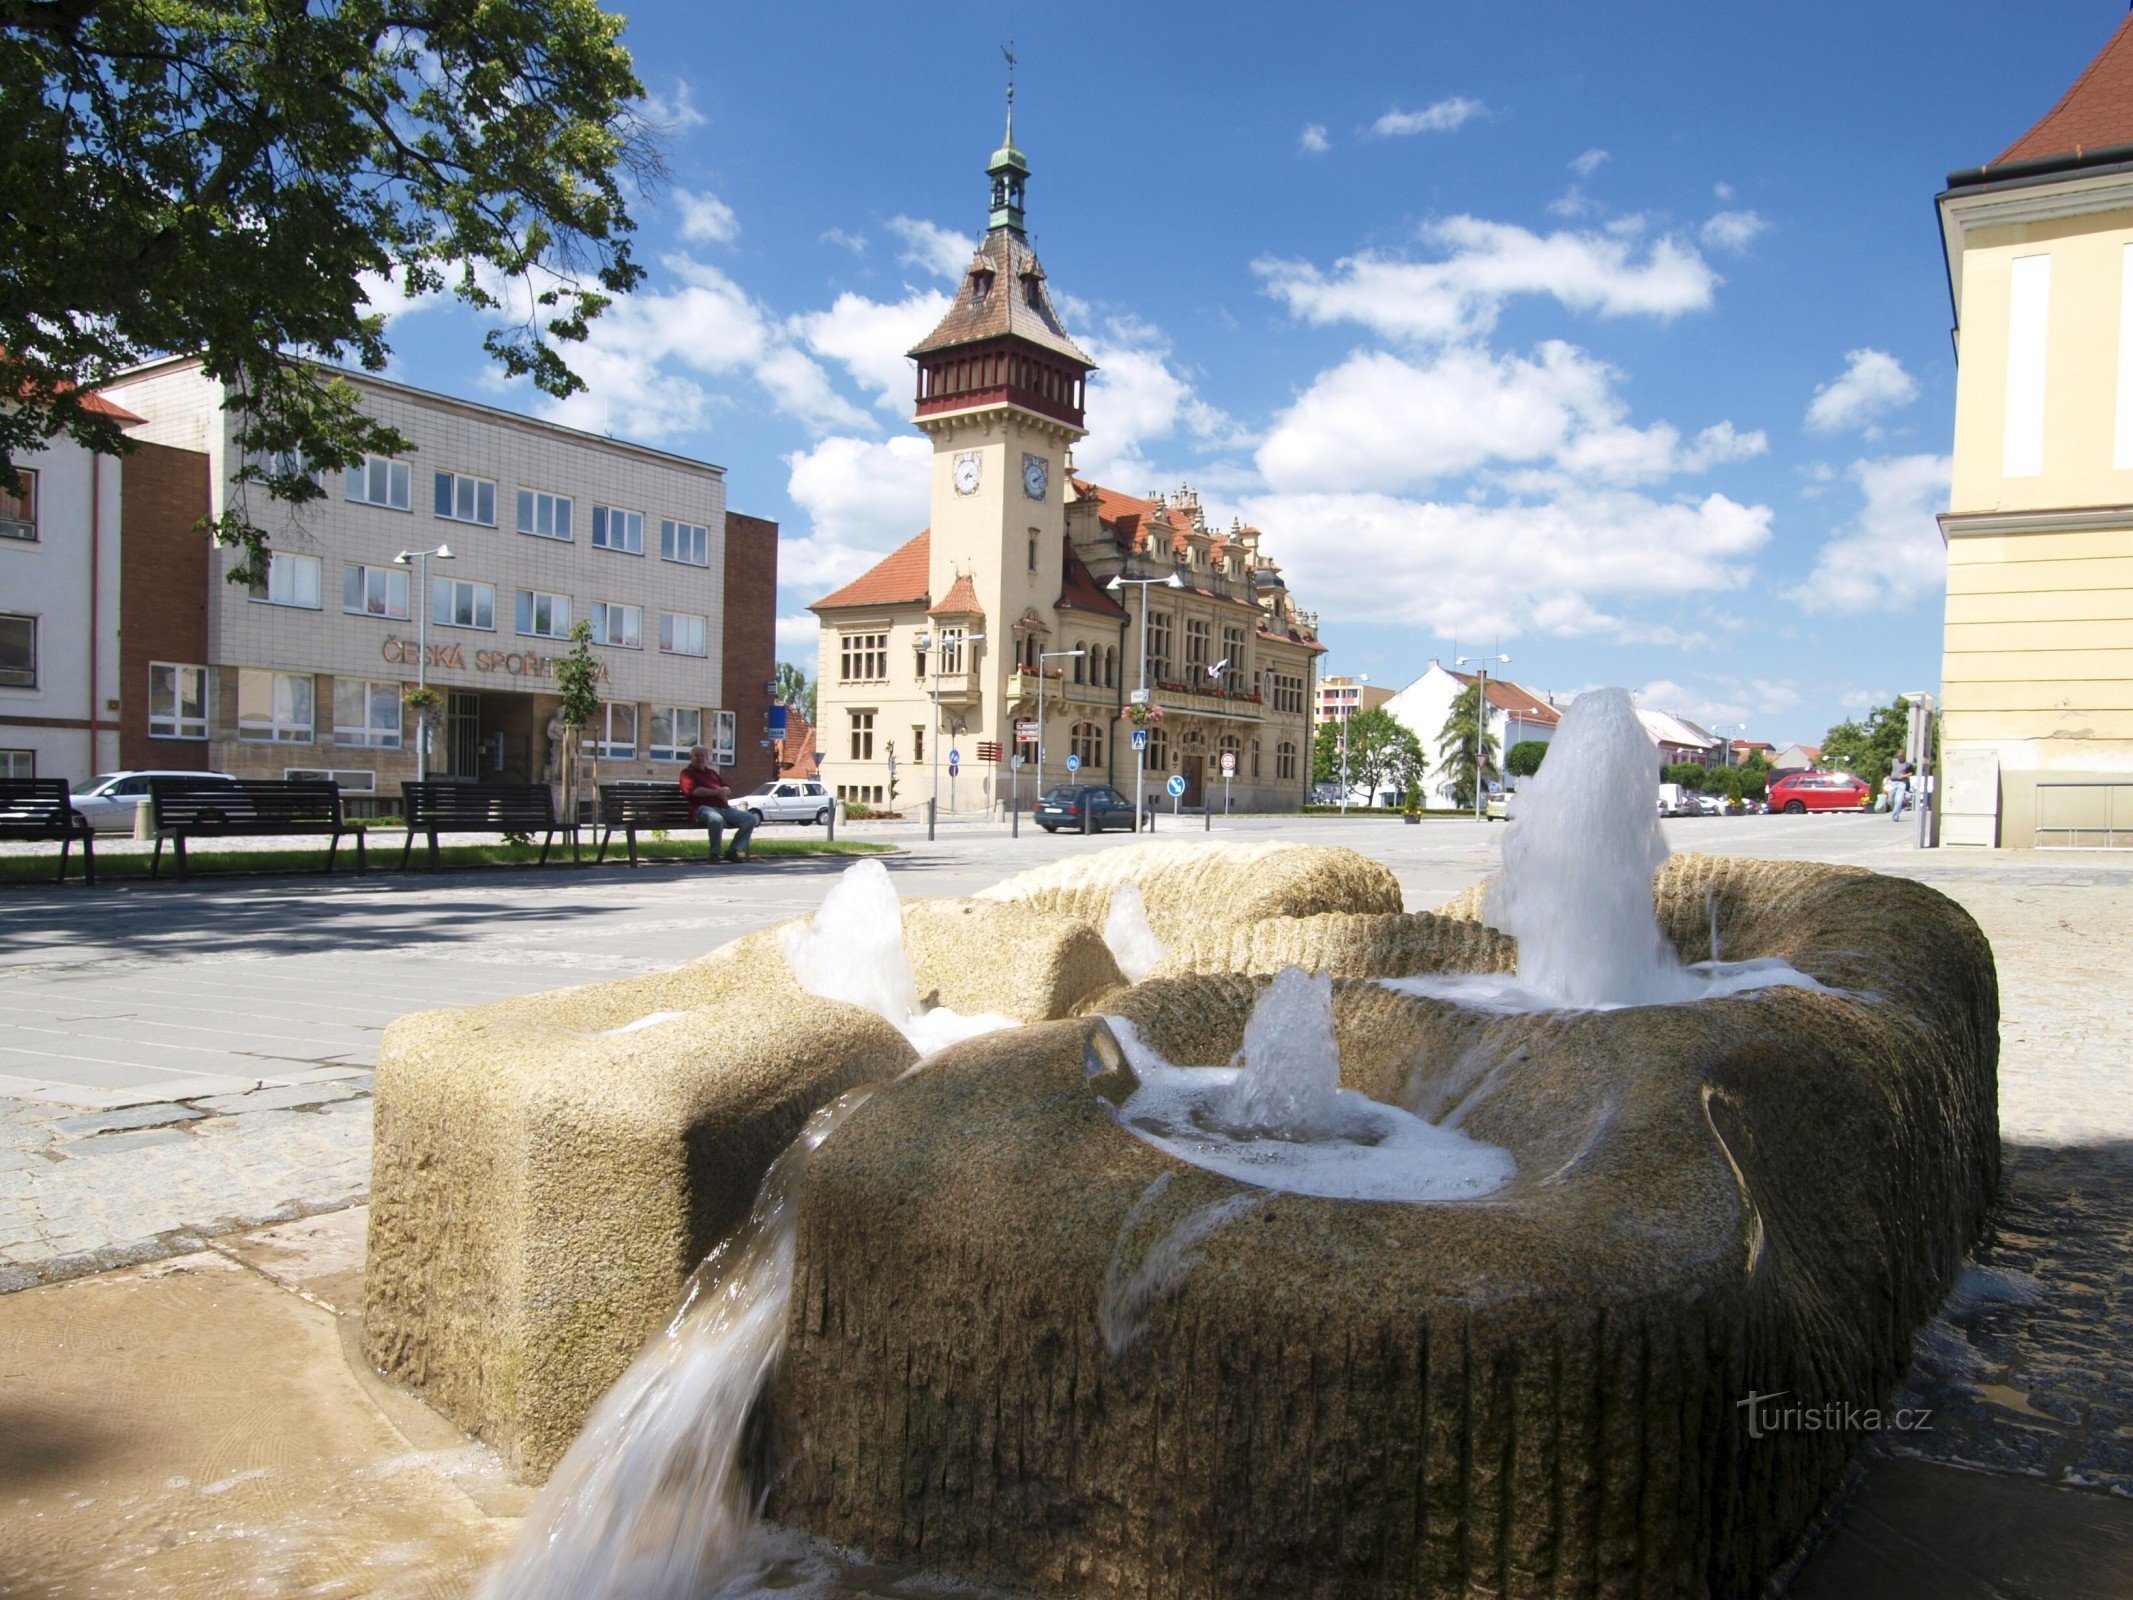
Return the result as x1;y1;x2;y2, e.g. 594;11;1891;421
910;628;983;840
1337;672;1369;815
1108;569;1187;832
392;543;455;781
1035;648;1086;799
1454;652;1510;821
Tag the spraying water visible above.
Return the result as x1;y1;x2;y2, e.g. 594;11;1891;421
1213;965;1341;1137
1102;883;1167;983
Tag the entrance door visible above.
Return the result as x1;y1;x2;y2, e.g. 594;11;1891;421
1182;755;1204;808
448;691;481;778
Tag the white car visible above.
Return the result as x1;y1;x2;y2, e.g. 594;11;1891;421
69;770;242;832
737;779;832;825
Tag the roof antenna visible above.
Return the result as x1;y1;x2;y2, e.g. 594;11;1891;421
1002;39;1017;139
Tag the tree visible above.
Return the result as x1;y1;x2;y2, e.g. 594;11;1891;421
1821;700;1916;793
553;618;601;805
1436;683;1499;809
1505;739;1548;779
774;662;816;723
4;0;654;584
1662;761;1712;792
1311;705;1422;804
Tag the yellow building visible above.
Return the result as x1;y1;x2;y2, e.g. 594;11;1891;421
1938;14;2133;847
811;114;1323;817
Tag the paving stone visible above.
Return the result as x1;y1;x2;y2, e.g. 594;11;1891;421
61;1127;195;1158
188;1082;363;1116
50;1102;205;1138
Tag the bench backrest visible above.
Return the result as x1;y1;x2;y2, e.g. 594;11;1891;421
598;784;694;827
150;778;343;829
0;778;77;829
402;781;558;830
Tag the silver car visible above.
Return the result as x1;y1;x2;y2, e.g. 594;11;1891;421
737;778;832;825
69;770;242;832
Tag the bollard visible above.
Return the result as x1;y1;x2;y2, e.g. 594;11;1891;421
1081;805;1092;836
826;797;836;842
1011;800;1019;838
927;798;936;842
1203;803;1211;832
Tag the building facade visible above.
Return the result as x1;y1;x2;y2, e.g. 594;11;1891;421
1313;675;1393;733
1380;662;1561;809
101;358;778;801
811;117;1322;814
1937;14;2133;847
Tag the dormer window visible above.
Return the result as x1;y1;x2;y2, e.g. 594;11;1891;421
970;267;994;297
1022;272;1043;308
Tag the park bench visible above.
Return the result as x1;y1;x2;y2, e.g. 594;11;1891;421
399;781;577;870
0;778;97;886
148;777;360;881
594;783;738;866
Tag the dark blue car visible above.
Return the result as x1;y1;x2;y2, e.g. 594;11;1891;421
1035;784;1137;832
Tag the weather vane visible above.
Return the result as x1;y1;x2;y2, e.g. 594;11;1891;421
1003;39;1016;113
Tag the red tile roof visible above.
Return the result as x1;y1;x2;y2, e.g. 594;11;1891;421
1058;537;1128;619
1996;14;2133;166
812;529;930;610
777;710;818;776
910;228;1093;367
928;572;984;617
1449;671;1561;726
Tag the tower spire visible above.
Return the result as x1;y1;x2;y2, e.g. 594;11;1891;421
988;41;1030;233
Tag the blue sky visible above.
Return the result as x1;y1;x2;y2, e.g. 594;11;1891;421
366;0;2127;749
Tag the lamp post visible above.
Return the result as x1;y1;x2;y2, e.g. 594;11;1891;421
1454;653;1510;822
1337;672;1369;814
1108;570;1187;832
392;543;455;781
912;629;983;840
1035;647;1085;799
1901;691;1937;850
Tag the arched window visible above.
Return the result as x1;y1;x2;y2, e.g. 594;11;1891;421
1146;727;1170;772
1251;739;1262;777
1277;741;1298;781
1072;642;1086;684
1072;721;1104;769
1105;646;1117;687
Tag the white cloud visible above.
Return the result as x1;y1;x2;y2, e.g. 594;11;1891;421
792;288;951;412
1373;97;1487;136
1075;319;1245;486
821;228;868;255
1547;186;1599;219
1256;215;1719;346
1789;453;1951;614
1569;148;1610;177
1699;210;1768;253
640;79;707;132
887;215;974;280
1804;348;1920;435
357;266;436;322
675;188;738;244
1714;181;1736;201
1300;123;1331;154
780;434;933;590
1634;676;1802;728
775;614;819;658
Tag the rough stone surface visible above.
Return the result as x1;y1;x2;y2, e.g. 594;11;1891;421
363;971;914;1480
1150;907;1516;982
901;897;1125;1022
767;856;2001;1599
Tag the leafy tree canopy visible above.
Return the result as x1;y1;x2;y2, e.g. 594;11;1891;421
1312;705;1423;804
1504;739;1548;779
3;0;653;583
1436;683;1500;810
1820;700;1921;792
774;662;816;723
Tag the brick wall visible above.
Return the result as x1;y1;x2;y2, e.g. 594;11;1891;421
722;510;779;789
119;441;213;771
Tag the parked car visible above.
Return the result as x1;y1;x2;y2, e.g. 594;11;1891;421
1767;771;1871;814
68;770;241;832
1035;784;1138;833
737;778;831;825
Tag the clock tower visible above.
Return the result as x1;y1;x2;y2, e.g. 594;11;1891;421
907;104;1094;752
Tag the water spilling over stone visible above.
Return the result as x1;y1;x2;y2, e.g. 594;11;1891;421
1213;964;1341;1137
1101;882;1166;983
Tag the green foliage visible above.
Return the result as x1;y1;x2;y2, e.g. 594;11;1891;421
1820;699;1925;793
1504;739;1548;779
774;662;816;723
1662;762;1712;791
1435;683;1499;809
554;619;601;729
3;0;655;586
1733;753;1771;802
1311;705;1424;801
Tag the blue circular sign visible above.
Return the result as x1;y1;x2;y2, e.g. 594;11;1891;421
1166;774;1187;798
1066;754;1081;772
948;750;960;773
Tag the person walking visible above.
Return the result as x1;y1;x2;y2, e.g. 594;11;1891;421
678;745;758;862
1887;758;1914;822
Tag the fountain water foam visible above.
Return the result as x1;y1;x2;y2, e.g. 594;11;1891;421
1102;883;1167;983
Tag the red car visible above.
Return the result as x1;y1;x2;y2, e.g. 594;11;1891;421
1768;771;1870;814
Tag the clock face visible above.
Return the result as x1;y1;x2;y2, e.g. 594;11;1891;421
953;451;981;496
1022;451;1049;502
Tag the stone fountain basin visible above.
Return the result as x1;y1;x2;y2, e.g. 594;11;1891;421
766;857;1999;1599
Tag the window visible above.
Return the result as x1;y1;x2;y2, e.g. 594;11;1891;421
1147;611;1173;679
256;448;322;489
0;469;35;540
0;615;34;688
1185;617;1210;676
913;640;929;679
591;601;642;648
1270;673;1305;715
592;504;645;554
149;663;208;739
0;749;32;778
840;632;888;682
595;702;637;759
1146;727;1170;772
517;489;573;541
1277;741;1298;781
515;590;572;639
849;709;875;761
345;455;412;510
940;628;969;673
432;578;495;630
1251;739;1262;778
712;709;736;765
661;518;710;566
253;552;322;609
1071;721;1104;768
835;784;885;805
911;725;925;763
659;612;708;657
237;669;314;742
1028;531;1038;573
284;767;376;792
333;679;403;748
342;563;410;619
650;706;702;761
1071;642;1086;684
434;472;497;526
1106;646;1118;688
1222;627;1246;693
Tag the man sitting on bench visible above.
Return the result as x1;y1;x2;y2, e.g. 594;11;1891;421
678;745;758;863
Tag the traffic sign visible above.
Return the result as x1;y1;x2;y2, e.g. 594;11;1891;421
1131;728;1147;752
1014;720;1039;742
1165;774;1187;798
1010;754;1024;769
948;750;960;774
1220;750;1237;775
1066;754;1081;772
1130;689;1149;705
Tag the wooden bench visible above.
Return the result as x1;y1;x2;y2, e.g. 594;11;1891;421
148;778;360;881
399;781;577;870
594;783;740;866
0;778;96;886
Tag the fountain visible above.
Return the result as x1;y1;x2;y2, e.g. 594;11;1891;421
363;715;2000;1599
